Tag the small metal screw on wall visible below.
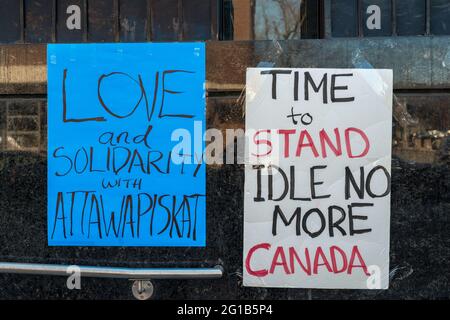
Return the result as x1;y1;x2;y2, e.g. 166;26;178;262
131;280;154;300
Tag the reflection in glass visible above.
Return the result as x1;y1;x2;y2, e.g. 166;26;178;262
393;94;450;165
0;99;46;153
225;0;303;40
254;0;302;40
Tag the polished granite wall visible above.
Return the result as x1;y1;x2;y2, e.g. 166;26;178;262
0;92;448;299
0;38;449;299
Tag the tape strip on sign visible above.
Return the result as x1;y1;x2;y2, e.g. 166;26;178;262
243;68;393;289
47;43;206;246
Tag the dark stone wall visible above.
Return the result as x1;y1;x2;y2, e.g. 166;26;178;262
0;94;448;300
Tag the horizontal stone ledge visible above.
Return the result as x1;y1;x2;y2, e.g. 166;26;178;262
2;36;450;95
206;37;450;91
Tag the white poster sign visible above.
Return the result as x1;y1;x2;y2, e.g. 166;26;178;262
243;68;393;289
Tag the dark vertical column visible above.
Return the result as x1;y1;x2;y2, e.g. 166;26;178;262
0;0;23;43
24;0;55;43
56;0;87;42
150;0;180;41
87;0;118;42
119;0;148;42
361;0;392;36
182;0;212;40
331;0;358;37
395;0;426;36
430;0;450;35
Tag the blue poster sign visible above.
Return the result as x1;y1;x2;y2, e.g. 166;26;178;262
47;43;206;246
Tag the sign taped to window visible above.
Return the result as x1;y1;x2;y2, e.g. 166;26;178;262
243;68;392;289
47;43;206;246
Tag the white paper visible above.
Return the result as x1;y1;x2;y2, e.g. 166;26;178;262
243;68;393;289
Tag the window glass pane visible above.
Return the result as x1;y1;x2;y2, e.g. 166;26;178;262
228;0;304;40
182;0;212;40
24;0;54;43
431;0;450;35
87;0;117;42
151;0;180;41
0;0;22;43
331;0;358;37
119;0;148;42
395;0;426;36
254;0;301;40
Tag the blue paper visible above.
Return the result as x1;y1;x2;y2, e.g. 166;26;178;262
47;43;206;246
